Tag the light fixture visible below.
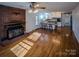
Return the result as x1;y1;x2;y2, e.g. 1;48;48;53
28;2;46;13
28;9;32;13
34;4;40;8
28;9;39;13
33;9;39;13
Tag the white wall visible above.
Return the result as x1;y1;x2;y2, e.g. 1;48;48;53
72;5;79;43
25;11;39;33
25;10;51;33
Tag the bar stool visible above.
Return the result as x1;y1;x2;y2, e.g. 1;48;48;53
52;25;55;30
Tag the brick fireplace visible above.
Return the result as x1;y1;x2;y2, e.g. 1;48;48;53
0;5;25;45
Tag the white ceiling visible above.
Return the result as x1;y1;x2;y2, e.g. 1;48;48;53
39;2;79;12
0;2;30;9
0;2;79;12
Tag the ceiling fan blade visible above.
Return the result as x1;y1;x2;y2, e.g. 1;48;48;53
29;2;46;10
37;7;46;9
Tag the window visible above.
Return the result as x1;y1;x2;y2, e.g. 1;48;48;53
35;13;49;25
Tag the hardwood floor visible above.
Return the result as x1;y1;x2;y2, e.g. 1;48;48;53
0;27;79;57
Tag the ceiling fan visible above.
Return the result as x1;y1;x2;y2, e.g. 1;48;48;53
28;2;46;13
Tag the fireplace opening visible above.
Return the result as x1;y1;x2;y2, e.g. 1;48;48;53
6;23;24;39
